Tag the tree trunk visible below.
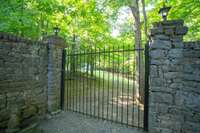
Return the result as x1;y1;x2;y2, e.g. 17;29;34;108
130;0;145;104
141;0;148;40
70;34;76;75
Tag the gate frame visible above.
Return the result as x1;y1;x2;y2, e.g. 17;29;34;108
61;46;149;130
143;43;149;131
61;49;66;110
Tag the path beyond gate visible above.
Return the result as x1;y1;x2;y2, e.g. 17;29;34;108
62;45;149;130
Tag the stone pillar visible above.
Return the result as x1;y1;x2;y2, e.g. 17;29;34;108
43;36;66;114
148;20;188;133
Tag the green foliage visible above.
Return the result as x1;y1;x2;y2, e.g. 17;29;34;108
145;0;200;41
169;0;200;41
0;0;199;43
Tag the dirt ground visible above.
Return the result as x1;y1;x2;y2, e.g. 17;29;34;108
64;76;144;127
38;111;145;133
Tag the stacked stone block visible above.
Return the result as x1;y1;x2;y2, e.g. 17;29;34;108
149;20;200;133
0;34;48;132
0;33;65;132
43;36;65;113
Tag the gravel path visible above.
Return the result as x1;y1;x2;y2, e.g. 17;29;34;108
39;111;145;133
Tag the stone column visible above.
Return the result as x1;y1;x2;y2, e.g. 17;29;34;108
43;36;66;114
148;20;188;133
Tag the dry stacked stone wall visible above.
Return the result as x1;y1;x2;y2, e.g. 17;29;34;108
0;33;65;133
149;20;200;133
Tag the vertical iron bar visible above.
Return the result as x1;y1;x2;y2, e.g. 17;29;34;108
121;45;125;124
72;54;75;111
74;53;76;111
138;49;141;128
77;50;80;112
111;46;114;121
94;46;97;117
90;48;92;116
132;45;135;126
98;47;101;119
127;45;130;125
60;49;66;110
79;49;82;113
86;50;89;115
106;47;110;120
81;50;84;113
144;43;149;131
66;49;69;110
75;50;78;112
83;49;86;114
116;46;120;122
102;47;106;118
69;50;72;110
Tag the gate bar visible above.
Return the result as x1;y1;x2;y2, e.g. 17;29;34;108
144;43;149;131
66;48;144;56
61;49;66;110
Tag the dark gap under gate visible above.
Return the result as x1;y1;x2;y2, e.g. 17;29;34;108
62;45;149;130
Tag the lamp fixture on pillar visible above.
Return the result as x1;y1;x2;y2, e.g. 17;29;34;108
53;26;60;36
158;3;171;21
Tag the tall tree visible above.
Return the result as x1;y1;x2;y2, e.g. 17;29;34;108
105;0;146;103
129;0;145;103
141;0;148;40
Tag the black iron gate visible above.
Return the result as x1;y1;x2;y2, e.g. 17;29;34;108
63;45;149;130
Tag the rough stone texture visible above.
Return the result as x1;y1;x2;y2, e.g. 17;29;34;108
149;20;200;133
0;33;65;132
0;37;48;132
43;36;65;113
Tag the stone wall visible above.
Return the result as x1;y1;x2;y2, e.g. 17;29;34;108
149;20;200;133
0;33;65;132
